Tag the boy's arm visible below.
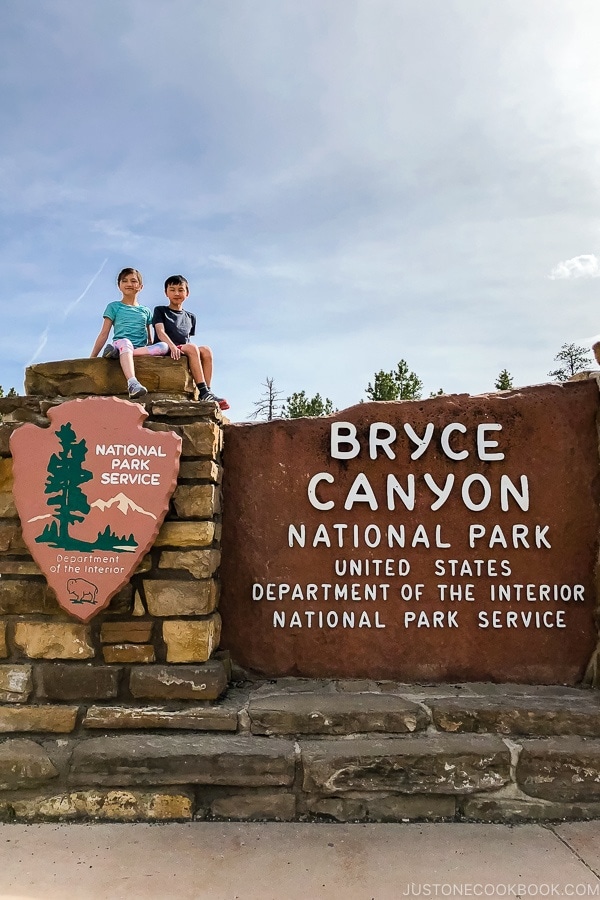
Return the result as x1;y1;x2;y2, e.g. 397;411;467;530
154;322;181;360
90;318;113;357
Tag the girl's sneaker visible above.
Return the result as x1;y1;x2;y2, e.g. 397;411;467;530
128;380;148;400
102;344;119;359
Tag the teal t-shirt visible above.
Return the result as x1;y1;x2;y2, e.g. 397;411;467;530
103;301;152;349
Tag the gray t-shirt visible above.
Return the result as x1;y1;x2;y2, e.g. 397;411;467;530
152;306;196;345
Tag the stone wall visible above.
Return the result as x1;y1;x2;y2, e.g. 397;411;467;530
0;360;228;742
1;679;600;823
1;360;600;824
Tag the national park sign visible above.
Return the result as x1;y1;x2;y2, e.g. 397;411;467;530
219;381;600;683
10;397;181;621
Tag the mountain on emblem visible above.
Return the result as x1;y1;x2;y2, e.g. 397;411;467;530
10;397;181;621
90;492;157;518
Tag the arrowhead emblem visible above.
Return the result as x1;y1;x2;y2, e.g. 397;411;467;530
10;397;181;621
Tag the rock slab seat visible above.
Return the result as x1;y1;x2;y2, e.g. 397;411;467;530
25;358;195;398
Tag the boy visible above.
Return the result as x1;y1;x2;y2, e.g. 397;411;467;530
152;275;230;410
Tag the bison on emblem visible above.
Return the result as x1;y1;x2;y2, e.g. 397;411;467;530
67;578;98;605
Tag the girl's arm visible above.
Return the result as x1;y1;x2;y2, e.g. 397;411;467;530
154;322;181;359
90;318;113;357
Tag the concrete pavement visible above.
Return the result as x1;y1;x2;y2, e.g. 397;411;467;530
0;821;599;899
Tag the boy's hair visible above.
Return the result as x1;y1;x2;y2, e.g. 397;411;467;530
164;274;189;291
117;267;143;287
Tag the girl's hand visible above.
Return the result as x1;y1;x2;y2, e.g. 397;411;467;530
170;346;181;360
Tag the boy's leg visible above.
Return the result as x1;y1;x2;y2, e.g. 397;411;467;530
199;346;213;387
179;344;206;384
179;344;229;410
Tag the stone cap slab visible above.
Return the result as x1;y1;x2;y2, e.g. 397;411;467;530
248;691;430;735
69;734;296;786
83;705;239;731
300;733;511;795
0;739;58;789
517;735;600;802
430;695;600;737
25;358;195;398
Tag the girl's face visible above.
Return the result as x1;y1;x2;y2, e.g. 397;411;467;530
119;272;143;296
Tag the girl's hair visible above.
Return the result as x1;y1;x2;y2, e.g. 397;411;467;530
117;267;143;287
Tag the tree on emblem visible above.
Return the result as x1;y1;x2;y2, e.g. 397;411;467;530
38;423;93;546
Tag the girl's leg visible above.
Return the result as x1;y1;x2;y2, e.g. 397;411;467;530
112;339;147;398
113;339;135;380
132;342;169;357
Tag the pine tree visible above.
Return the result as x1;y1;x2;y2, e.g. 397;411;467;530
549;344;591;381
282;391;335;418
495;369;514;390
44;423;93;544
366;370;400;401
366;360;423;401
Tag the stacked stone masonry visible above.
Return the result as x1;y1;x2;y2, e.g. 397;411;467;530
0;385;228;753
0;680;599;822
1;363;600;823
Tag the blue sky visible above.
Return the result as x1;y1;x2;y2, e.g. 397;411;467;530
2;0;600;418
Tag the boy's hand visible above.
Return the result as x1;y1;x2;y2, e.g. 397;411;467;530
170;346;181;360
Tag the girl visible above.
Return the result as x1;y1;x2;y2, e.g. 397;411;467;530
90;268;169;399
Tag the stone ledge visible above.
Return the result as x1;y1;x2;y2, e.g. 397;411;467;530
461;794;600;822
517;736;600;801
83;705;238;731
0;681;599;822
0;739;58;789
69;734;296;787
430;695;600;737
248;691;430;735
300;734;511;795
150;400;223;423
24;358;195;398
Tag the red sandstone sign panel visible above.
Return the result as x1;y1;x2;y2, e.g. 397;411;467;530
11;397;181;621
219;382;600;683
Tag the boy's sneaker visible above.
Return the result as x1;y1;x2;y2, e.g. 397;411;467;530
128;380;148;400
200;390;230;411
102;344;119;359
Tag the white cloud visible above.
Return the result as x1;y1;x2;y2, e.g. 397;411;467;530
548;254;600;279
27;327;49;367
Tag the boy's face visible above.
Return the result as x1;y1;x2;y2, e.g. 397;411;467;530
165;282;189;308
